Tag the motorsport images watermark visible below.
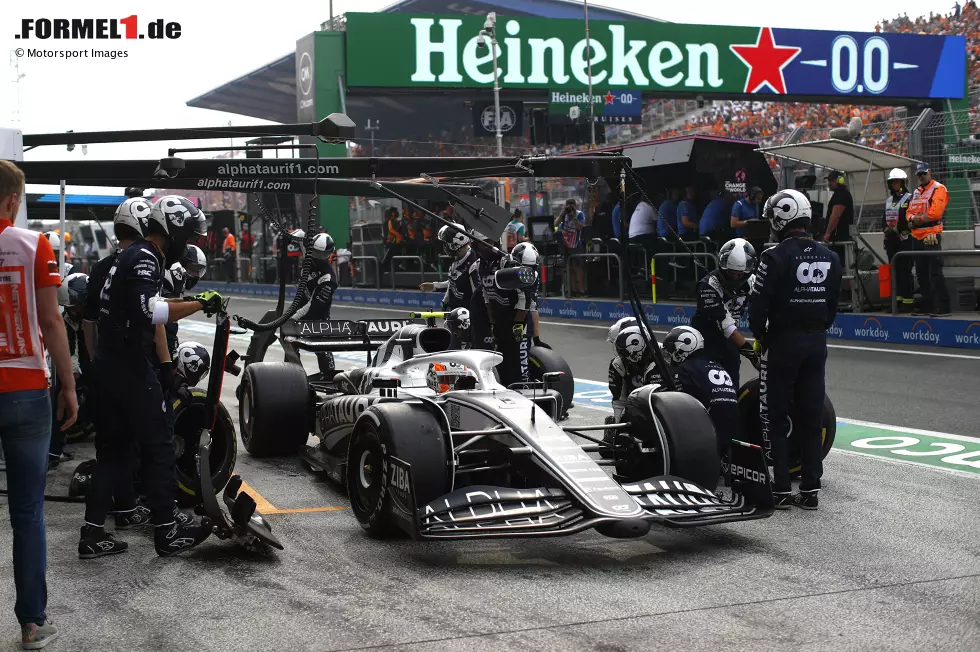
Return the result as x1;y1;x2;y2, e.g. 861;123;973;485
15;48;129;60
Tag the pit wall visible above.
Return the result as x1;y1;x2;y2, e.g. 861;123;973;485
201;283;980;351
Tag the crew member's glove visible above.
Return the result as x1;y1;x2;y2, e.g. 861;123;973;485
738;340;757;365
512;322;526;343
193;290;224;316
923;233;939;246
752;339;767;359
158;361;175;395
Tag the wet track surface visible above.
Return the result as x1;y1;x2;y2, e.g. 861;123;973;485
2;295;979;651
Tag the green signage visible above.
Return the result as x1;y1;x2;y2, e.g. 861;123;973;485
835;420;980;476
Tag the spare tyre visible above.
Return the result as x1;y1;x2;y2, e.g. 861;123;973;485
528;345;574;417
618;387;720;491
737;378;837;476
172;387;238;507
240;362;311;457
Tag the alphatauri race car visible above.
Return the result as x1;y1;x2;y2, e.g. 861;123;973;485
240;318;774;540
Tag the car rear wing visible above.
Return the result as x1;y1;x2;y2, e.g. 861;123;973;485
280;318;421;352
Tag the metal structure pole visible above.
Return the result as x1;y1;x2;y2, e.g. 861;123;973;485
492;29;503;157
59;180;66;276
585;0;595;149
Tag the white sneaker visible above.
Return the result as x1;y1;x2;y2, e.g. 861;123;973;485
22;619;59;650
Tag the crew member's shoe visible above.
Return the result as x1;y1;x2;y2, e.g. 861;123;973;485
154;518;213;557
173;506;193;526
78;525;128;559
21;619;59;650
930;311;952;318
114;505;152;530
793;490;819;510
773;492;793;510
910;309;931;316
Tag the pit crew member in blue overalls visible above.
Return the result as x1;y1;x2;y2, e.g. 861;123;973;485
488;242;540;388
291;233;338;378
510;242;549;350
80;195;221;559
48;272;91;468
162;244;208;359
467;233;499;352
749;189;842;511
602;322;664;454
691;237;758;389
662;325;739;459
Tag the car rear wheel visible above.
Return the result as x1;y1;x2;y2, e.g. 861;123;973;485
240;362;311;457
737;378;837;476
347;403;450;538
173;387;237;507
528;345;574;417
617;387;720;490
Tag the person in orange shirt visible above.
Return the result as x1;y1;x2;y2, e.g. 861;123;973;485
0;160;77;649
221;227;237;283
907;163;951;316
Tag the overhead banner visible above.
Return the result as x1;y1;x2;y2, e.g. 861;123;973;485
548;89;642;124
472;101;524;137
344;13;966;100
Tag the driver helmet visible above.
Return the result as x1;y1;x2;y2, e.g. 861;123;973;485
606;317;638;344
425;361;474;394
180;244;207;290
149;196;207;263
437;224;470;256
114;197;151;240
662;326;705;365
510;242;540;267
58;272;88;308
763;189;812;235
175;341;211;387
615;325;651;364
444;307;471;343
718;238;757;287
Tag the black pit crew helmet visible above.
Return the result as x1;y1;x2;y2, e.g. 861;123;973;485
764;189;812;236
149;195;207;264
662;325;705;365
175;341;211;387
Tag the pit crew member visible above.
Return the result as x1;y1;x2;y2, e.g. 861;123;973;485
467;233;497;352
691;238;757;388
662;325;739;458
482;242;538;388
420;225;474;313
48;273;91;468
749;189;842;511
80;195;219;558
607;324;663;421
290;233;338;377
511;242;548;349
162;244;208;358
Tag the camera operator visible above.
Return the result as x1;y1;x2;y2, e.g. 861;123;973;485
80;195;223;559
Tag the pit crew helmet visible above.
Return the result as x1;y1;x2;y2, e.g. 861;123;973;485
510;242;540;267
180;244;207;290
309;233;335;260
662;325;705;365
58;272;88;308
763;189;812;235
444;307;471;343
615;325;650;364
163;263;185;297
718;238;757;288
114;197;151;238
606;317;638;344
149;195;207;264
175;341;211;387
437;224;470;255
425;361;475;394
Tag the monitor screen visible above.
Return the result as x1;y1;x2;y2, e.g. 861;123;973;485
530;220;553;241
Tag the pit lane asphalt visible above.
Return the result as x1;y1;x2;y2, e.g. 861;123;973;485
0;295;977;652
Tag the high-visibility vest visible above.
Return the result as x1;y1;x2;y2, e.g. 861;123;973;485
907;180;947;240
0;226;50;389
883;191;911;232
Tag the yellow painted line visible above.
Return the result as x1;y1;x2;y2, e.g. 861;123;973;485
238;481;345;515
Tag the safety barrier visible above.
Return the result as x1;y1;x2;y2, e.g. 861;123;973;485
889;249;980;314
389;255;426;290
567;252;624;301
350;255;381;290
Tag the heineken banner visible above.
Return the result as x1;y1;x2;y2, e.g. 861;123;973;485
549;89;642;124
344;13;966;100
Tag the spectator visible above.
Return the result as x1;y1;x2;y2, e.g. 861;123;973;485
731;186;765;237
555;198;587;296
627;199;660;249
0;159;77;650
500;208;528;253
658;188;680;238
677;185;701;241
221;227;237;282
699;190;730;241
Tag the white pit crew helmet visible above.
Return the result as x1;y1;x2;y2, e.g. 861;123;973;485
181;244;207;277
437;225;470;253
114;197;152;236
175;341;211;387
763;189;812;234
510;242;540;266
614;325;649;364
662;325;705;365
310;233;335;260
718;238;757;273
58;272;89;308
149;195;206;238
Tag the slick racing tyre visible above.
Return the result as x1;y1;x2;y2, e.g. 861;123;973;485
528;345;574;417
172;388;238;507
618;387;720;491
347;403;450;538
737;378;837;476
240;362;311;457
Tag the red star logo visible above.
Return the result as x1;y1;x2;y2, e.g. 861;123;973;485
604;92;615;105
729;27;801;94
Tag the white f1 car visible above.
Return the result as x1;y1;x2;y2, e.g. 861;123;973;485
239;318;774;540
